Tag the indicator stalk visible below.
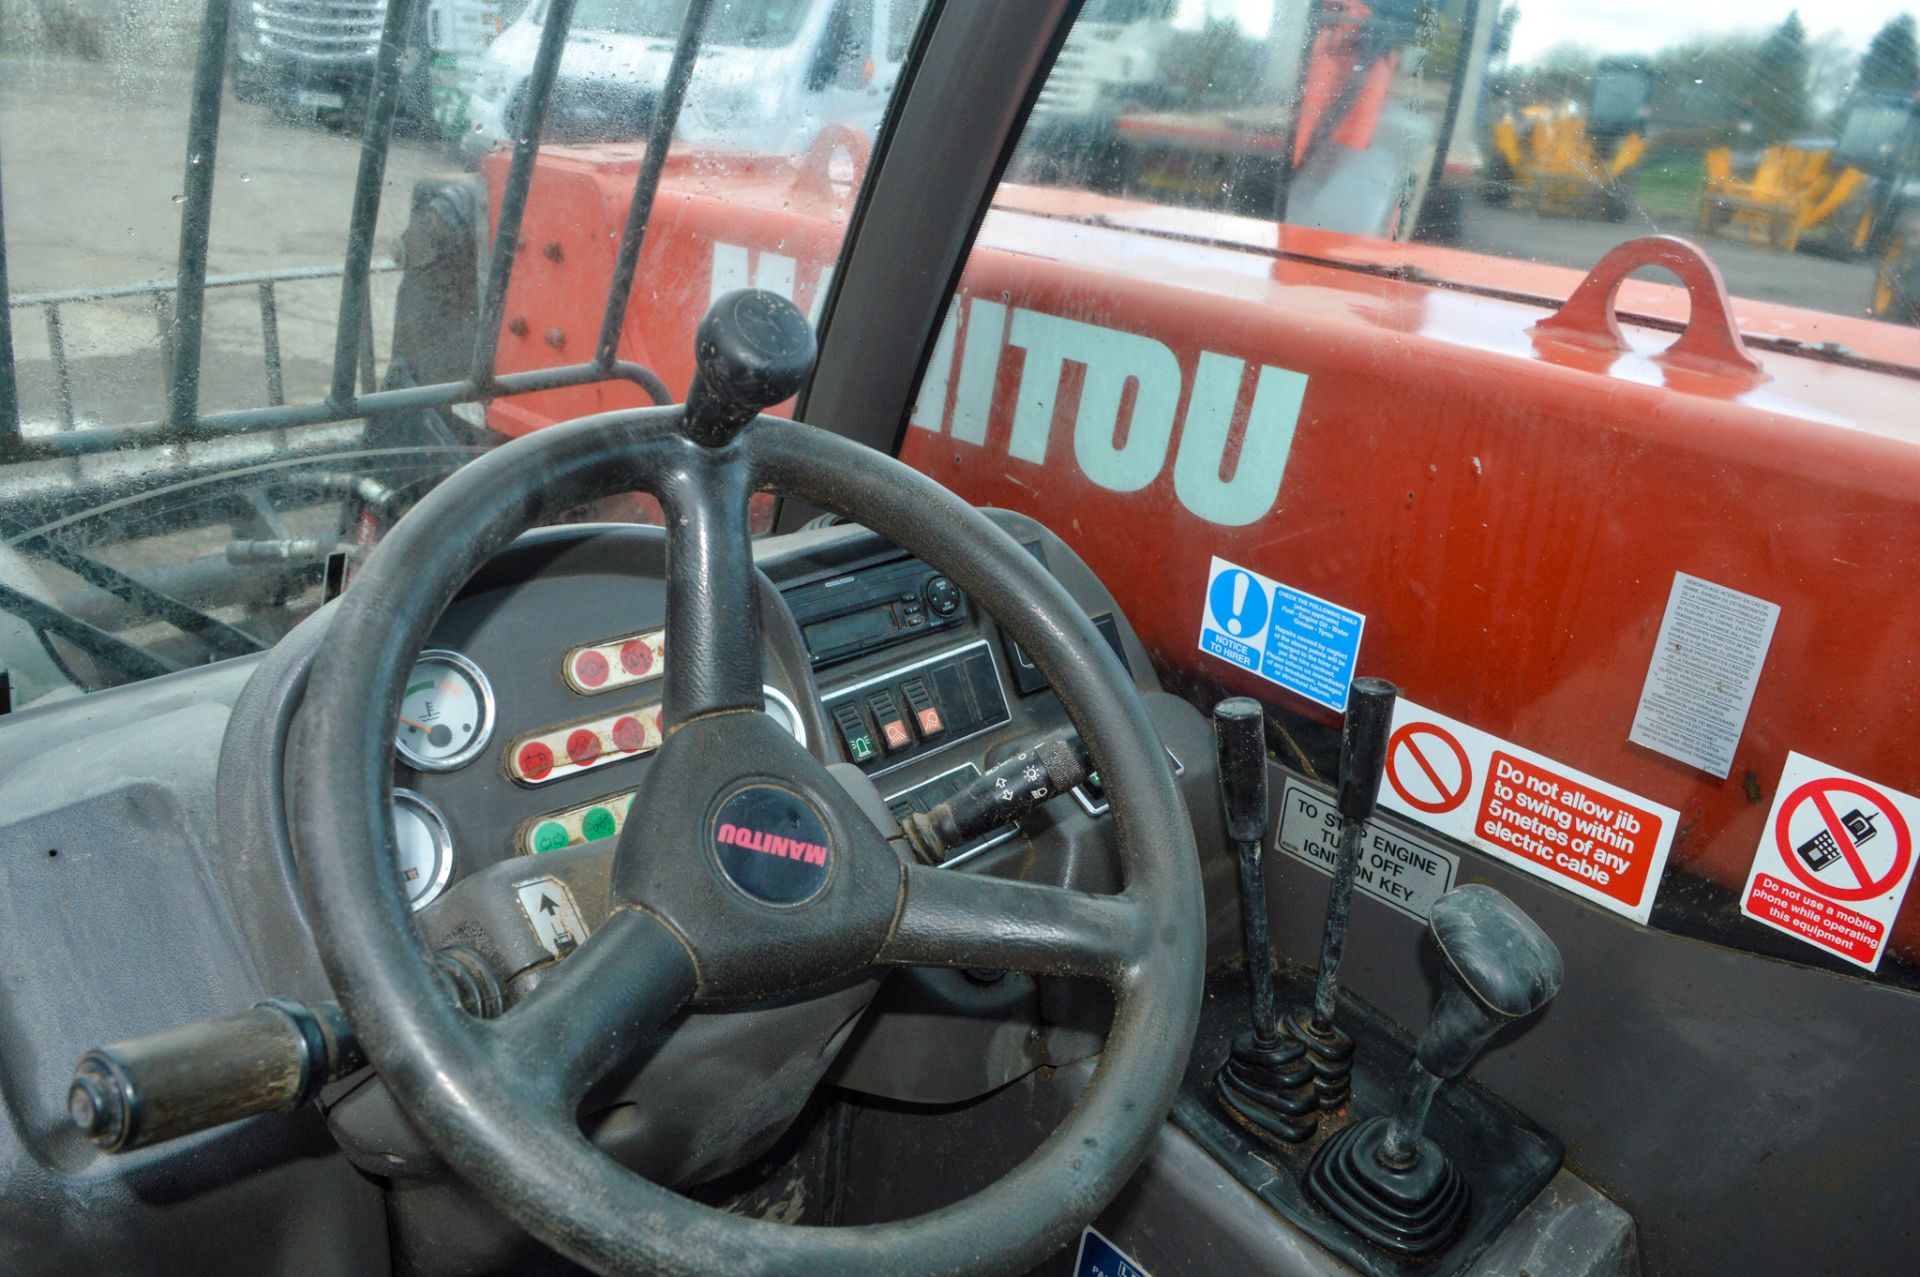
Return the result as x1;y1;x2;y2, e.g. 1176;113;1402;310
900;730;1092;864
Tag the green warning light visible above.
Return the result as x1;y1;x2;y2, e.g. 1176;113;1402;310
849;735;876;763
532;821;571;853
581;806;618;842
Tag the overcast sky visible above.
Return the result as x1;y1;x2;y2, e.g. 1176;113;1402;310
1179;0;1918;65
1502;0;1918;64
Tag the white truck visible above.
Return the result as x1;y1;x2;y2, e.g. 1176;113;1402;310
460;0;922;160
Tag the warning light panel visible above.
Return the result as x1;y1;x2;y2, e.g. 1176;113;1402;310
563;627;666;695
508;702;665;786
520;789;638;856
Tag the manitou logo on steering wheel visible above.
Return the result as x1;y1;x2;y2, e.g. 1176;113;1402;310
715;822;829;867
710;242;1310;528
710;784;835;906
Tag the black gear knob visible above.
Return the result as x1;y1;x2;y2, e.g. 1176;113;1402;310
1418;883;1564;1079
682;290;816;447
1305;885;1563;1258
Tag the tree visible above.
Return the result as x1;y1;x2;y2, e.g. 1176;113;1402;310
1745;12;1811;141
1859;15;1920;95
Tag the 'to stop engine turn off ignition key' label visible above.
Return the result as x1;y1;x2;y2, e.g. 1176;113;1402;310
1276;777;1459;922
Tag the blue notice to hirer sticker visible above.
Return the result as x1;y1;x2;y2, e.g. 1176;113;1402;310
1198;555;1364;712
1074;1227;1153;1277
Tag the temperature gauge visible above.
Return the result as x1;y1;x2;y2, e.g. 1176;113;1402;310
396;649;495;771
393;789;455;911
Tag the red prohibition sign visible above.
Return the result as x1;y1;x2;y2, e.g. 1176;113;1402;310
1777;777;1912;902
1385;722;1473;814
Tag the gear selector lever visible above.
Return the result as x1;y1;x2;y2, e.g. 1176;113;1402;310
1286;677;1397;1111
1210;697;1318;1144
1305;884;1564;1257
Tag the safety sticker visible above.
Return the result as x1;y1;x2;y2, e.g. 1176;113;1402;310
1276;776;1460;922
1376;699;1678;924
1074;1227;1152;1277
1628;573;1779;779
515;876;590;959
1739;752;1920;972
1197;556;1364;713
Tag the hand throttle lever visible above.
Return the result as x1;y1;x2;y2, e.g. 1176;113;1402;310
1210;697;1317;1144
1305;884;1564;1257
900;730;1093;864
67;949;501;1153
1286;676;1397;1111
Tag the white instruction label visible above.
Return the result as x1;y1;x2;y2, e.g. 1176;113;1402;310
1629;573;1779;778
1275;777;1459;922
514;876;590;958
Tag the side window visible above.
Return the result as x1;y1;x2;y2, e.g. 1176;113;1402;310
899;1;1920;991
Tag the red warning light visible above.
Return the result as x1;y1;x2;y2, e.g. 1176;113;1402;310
612;715;647;753
566;729;602;767
517;742;554;781
574;650;610;688
621;640;654;677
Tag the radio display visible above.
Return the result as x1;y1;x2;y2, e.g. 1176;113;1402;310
804;603;901;655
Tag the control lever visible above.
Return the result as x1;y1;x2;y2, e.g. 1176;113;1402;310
900;730;1092;864
68;949;500;1153
1210;697;1317;1144
1286;677;1397;1110
69;997;365;1154
681;289;816;447
1305;884;1564;1257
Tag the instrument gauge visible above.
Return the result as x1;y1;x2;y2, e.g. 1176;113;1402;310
392;789;455;911
396;649;495;771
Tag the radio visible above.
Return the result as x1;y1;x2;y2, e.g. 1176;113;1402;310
784;555;970;668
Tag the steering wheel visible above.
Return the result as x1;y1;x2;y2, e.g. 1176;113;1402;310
291;292;1206;1277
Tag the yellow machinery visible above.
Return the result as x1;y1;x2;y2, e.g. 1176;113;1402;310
1492;105;1647;220
1697;144;1868;253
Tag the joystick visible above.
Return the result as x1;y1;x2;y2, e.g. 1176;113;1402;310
1210;698;1318;1144
1305;884;1564;1257
1286;677;1397;1111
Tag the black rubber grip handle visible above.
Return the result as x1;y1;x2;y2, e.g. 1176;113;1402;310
682;290;816;447
1212;697;1269;847
904;731;1091;863
1337;677;1399;824
68;998;363;1153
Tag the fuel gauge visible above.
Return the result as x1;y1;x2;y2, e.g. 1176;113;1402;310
393;789;455;911
396;649;495;772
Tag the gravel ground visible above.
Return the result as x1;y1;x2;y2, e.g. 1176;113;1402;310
1451;201;1882;318
2;56;464;431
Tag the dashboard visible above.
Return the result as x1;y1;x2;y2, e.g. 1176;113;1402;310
378;511;1207;940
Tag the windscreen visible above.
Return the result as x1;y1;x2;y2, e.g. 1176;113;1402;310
888;1;1920;992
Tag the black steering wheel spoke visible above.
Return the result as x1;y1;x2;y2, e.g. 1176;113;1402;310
656;448;765;728
492;907;697;1111
880;865;1150;986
